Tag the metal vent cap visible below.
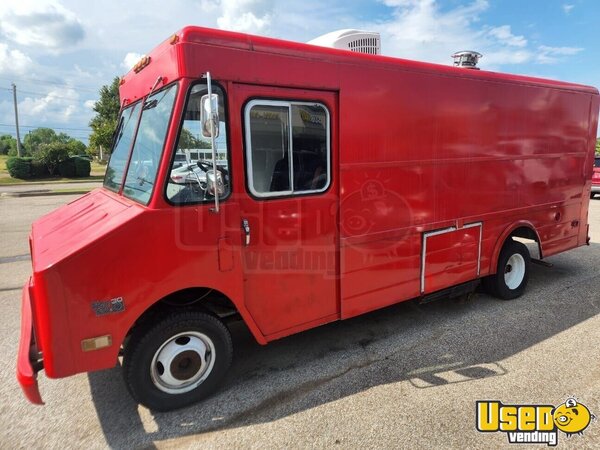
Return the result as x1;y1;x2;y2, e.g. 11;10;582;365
452;51;482;69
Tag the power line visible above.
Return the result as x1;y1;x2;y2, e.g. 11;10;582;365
0;123;90;132
0;87;94;103
0;76;100;93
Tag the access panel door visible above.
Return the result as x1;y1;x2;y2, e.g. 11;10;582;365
421;223;482;294
231;84;339;338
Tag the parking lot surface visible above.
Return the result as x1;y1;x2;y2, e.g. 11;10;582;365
1;194;599;449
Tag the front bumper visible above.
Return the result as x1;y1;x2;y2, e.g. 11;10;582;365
592;184;600;193
16;280;44;405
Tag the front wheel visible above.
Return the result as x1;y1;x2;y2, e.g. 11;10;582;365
482;239;530;300
123;310;233;411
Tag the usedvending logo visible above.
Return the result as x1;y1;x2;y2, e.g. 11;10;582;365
476;398;595;446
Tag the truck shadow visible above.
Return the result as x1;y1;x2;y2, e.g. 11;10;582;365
88;243;600;449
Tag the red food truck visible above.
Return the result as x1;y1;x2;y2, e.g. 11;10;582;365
17;26;599;411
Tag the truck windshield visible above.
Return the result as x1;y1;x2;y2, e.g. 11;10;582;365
103;83;178;204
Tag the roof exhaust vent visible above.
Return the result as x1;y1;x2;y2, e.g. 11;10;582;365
452;51;482;69
308;29;381;55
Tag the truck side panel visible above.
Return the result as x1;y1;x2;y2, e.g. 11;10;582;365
338;66;594;317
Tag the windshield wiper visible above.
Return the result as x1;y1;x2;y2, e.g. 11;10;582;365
143;76;164;110
143;99;158;111
113;117;124;144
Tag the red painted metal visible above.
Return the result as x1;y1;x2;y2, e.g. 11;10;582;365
16;26;599;404
16;280;43;405
592;156;600;194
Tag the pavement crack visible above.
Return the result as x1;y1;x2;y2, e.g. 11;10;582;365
0;286;22;292
218;328;449;429
220;355;378;427
0;254;30;265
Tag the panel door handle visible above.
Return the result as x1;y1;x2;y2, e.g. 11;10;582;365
241;219;251;246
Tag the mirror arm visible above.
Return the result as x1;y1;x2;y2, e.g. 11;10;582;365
204;71;219;213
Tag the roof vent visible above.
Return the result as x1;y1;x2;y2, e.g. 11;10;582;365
452;51;482;69
308;29;381;55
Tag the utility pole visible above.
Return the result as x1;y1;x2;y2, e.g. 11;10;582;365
12;83;22;157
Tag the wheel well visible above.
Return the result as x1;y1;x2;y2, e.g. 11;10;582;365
128;288;240;339
508;226;542;259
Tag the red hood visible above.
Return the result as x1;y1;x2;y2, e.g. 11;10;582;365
30;189;144;272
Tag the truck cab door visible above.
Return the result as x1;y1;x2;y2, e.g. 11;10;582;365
230;84;339;338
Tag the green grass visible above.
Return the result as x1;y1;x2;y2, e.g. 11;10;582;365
91;160;107;177
0;155;8;177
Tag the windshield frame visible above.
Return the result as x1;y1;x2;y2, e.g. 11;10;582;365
103;99;144;193
121;82;179;205
103;80;180;205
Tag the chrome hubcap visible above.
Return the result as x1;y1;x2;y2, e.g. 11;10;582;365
150;331;215;394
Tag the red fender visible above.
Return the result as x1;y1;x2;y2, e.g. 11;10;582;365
489;221;543;274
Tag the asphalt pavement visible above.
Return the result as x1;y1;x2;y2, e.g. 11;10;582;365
0;194;599;449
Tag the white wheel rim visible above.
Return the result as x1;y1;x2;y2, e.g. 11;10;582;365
504;253;525;290
150;331;216;394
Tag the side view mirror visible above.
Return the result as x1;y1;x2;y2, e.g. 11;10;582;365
206;169;225;197
200;93;220;138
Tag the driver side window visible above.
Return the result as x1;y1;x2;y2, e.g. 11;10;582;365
166;83;230;205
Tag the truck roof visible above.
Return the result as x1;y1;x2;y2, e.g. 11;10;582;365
121;26;598;98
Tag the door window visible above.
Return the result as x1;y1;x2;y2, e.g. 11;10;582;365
245;100;330;198
166;83;230;205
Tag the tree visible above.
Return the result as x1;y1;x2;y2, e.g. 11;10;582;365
34;142;69;175
22;127;86;159
177;129;212;150
23;128;62;155
596;138;599;155
89;77;121;158
0;135;17;155
66;139;87;156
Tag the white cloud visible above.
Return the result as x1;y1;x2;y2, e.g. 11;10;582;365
216;0;274;33
537;45;583;64
371;0;514;66
122;52;144;71
369;0;582;69
562;4;575;14
488;25;527;48
0;43;34;75
483;49;533;66
18;88;81;123
84;100;96;110
0;0;85;49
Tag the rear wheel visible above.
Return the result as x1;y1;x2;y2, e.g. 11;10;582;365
123;310;232;411
483;239;530;300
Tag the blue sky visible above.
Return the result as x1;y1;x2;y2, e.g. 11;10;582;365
0;0;598;144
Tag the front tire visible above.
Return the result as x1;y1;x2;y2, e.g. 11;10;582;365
123;310;232;412
483;239;530;300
